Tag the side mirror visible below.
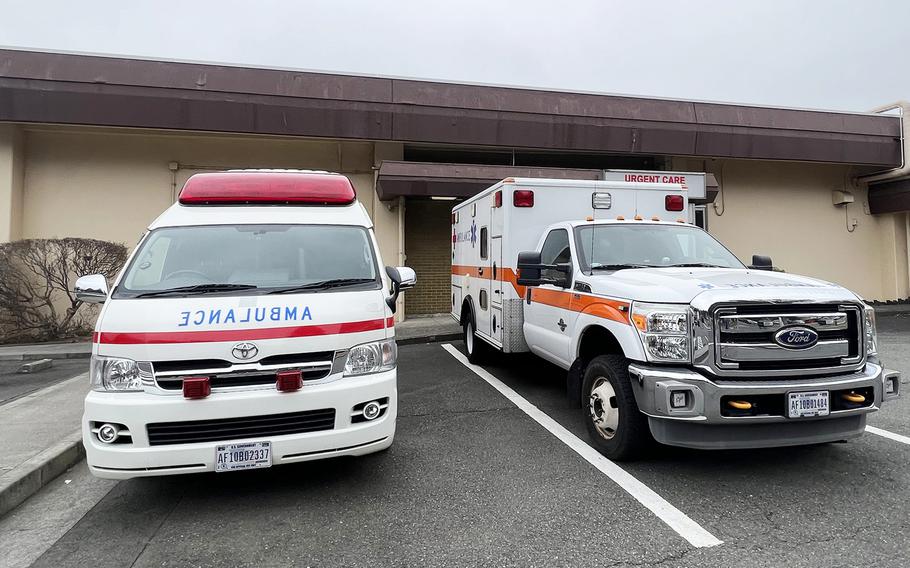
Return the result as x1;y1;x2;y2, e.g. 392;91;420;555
748;255;774;271
516;251;572;288
385;266;417;312
75;274;109;304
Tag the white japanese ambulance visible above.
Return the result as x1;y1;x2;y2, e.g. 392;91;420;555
451;174;901;459
76;170;414;478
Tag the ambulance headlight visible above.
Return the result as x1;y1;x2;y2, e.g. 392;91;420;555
90;356;151;392
631;302;690;363
864;305;878;355
344;339;397;376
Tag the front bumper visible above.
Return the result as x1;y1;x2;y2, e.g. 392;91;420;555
628;362;900;450
83;369;397;479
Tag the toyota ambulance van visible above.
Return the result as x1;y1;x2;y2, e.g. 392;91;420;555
76;170;414;478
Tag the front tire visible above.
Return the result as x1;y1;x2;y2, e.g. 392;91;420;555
582;355;653;460
463;317;488;364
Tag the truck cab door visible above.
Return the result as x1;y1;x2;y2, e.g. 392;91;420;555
523;228;575;367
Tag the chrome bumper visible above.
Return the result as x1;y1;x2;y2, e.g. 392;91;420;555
627;362;901;449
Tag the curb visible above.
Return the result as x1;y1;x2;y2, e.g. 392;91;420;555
0;351;91;362
0;430;84;518
397;333;462;346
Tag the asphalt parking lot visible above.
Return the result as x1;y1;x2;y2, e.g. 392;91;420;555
3;313;909;567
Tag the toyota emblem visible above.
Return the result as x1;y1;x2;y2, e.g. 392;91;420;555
232;342;259;361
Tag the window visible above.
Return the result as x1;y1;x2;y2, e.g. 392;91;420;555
480;226;488;260
539;229;571;281
116;224;380;298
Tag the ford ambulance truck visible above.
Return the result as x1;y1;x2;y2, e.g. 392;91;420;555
451;174;901;459
76;170;414;478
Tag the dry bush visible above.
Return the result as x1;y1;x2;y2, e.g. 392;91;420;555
0;238;128;343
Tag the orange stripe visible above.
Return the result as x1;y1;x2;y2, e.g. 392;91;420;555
452;265;628;325
531;288;630;325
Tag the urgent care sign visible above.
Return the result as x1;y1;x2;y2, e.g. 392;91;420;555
603;170;706;199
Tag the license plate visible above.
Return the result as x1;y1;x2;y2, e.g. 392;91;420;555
788;391;829;418
215;441;272;472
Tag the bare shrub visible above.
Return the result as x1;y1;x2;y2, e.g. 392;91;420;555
0;238;128;343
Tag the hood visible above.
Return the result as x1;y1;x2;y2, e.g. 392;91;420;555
585;268;860;305
95;289;391;362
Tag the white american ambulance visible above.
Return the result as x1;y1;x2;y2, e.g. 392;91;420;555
451;174;901;459
76;170;414;478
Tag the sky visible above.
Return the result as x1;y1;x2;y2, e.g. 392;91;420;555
1;0;907;112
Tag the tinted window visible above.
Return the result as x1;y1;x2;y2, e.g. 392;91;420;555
539;229;571;281
480;227;489;260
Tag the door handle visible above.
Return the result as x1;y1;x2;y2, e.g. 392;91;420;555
478;267;484;276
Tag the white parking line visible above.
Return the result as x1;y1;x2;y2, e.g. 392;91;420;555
441;344;723;549
866;425;910;445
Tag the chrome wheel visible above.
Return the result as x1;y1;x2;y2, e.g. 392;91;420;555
588;377;619;440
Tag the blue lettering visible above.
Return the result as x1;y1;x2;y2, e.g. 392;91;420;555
284;307;298;320
240;308;251;323
270;307;281;321
255;308;266;322
224;309;236;323
179;311;190;326
301;306;312;321
208;309;222;324
194;310;205;325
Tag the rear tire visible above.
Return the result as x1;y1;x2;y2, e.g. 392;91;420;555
582;354;653;460
463;317;488;364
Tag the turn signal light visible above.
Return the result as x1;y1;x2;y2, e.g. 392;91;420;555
276;370;303;392
513;190;534;207
183;376;211;399
665;194;685;211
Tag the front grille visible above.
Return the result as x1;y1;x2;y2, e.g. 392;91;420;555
151;351;337;391
712;303;863;375
146;409;336;446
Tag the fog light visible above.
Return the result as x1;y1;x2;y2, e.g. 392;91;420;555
670;391;687;409
97;423;119;444
363;401;382;421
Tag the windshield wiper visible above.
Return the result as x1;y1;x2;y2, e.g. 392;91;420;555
267;278;377;294
590;263;655;271
664;263;728;268
134;284;258;298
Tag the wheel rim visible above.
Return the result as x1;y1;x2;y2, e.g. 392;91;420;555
589;377;619;440
466;322;475;354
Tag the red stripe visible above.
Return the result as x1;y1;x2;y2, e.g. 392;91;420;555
97;316;394;345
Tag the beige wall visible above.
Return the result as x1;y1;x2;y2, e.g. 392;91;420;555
675;157;910;301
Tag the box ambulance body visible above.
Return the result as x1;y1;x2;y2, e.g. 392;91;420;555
77;171;414;479
451;175;900;459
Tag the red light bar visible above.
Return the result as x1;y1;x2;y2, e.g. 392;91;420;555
183;376;211;399
276;370;303;392
513;190;534;207
665;194;684;212
178;172;356;205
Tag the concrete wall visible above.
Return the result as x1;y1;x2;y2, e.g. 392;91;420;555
675;158;910;301
0;125;24;241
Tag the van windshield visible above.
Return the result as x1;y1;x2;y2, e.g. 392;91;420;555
115;224;380;298
575;224;744;272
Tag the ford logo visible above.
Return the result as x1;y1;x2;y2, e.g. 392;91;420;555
232;342;259;360
774;326;819;350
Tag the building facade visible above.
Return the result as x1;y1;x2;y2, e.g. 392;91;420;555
1;49;908;317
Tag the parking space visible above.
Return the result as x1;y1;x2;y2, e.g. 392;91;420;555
13;323;910;567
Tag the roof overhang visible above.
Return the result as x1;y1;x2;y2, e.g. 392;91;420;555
0;49;901;167
377;160;719;202
869;178;910;214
